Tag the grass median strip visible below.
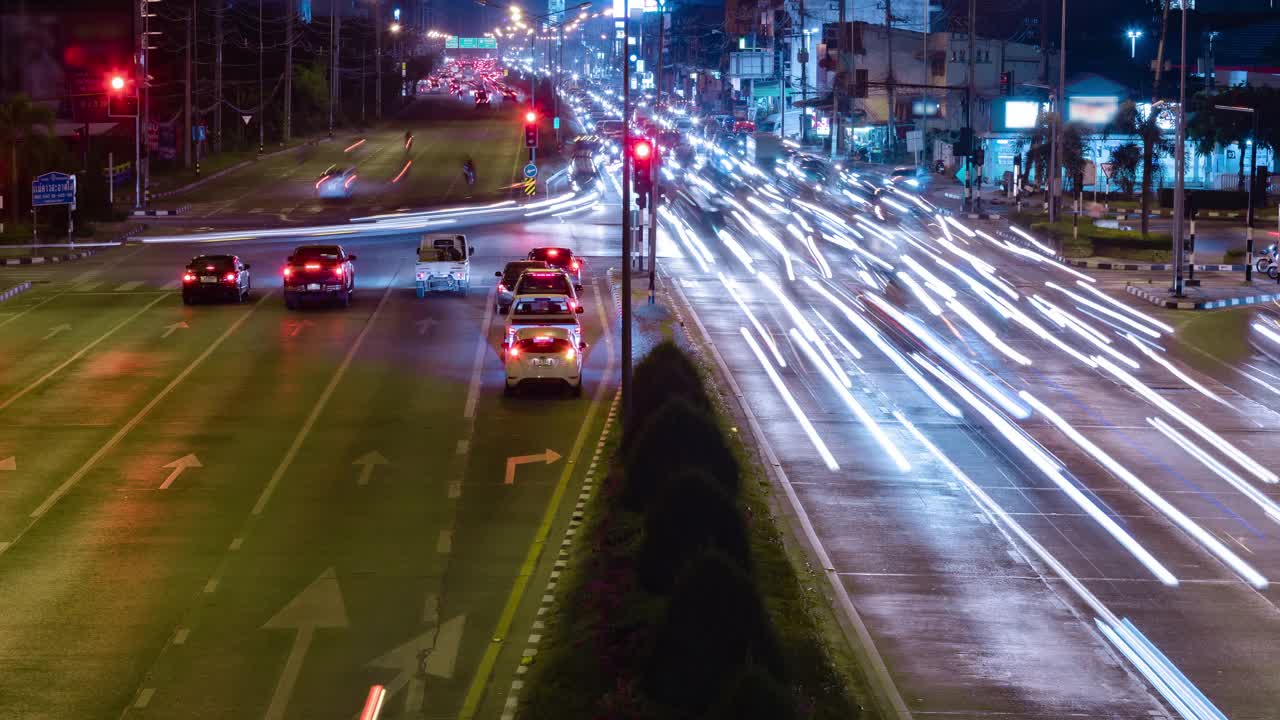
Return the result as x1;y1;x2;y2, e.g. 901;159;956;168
519;341;869;719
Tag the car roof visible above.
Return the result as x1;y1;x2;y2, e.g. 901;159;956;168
190;254;236;263
294;244;343;253
530;246;573;255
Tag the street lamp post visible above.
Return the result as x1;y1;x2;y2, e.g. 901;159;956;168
1215;103;1259;282
1126;29;1143;59
1171;5;1187;296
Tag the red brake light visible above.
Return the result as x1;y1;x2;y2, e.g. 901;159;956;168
304;263;321;270
344;174;358;188
498;283;506;292
224;272;237;282
570;260;580;270
508;345;520;358
283;267;292;278
547;249;559;257
182;272;196;283
333;265;344;277
205;265;215;271
565;347;576;361
315;175;330;189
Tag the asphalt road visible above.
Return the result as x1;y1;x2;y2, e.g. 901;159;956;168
0;136;617;719
651;143;1280;719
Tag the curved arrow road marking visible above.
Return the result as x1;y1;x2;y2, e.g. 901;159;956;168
0;457;14;471
504;449;561;485
353;451;390;486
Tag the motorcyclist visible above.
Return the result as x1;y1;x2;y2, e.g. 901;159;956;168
462;155;477;186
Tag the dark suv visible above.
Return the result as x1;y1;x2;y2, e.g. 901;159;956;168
282;245;357;309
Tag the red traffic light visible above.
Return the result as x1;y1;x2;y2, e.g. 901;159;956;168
109;75;126;92
524;110;537;123
633;140;652;160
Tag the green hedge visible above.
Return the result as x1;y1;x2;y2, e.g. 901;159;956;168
520;341;867;720
1010;214;1174;261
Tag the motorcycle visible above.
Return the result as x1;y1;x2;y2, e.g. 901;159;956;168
1256;244;1278;279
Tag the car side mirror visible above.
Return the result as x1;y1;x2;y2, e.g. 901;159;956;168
348;254;358;261
469;247;475;257
575;305;585;314
286;255;295;262
495;271;503;277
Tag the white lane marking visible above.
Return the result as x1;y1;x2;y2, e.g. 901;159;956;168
158;454;202;490
161;280;182;290
0;294;168;412
173;628;190;645
114;281;143;292
251;273;400;515
203;579;218;593
75;281;103;292
463;285;499;419
9;294;270;534
69;270;97;284
229;537;243;550
133;688;155;709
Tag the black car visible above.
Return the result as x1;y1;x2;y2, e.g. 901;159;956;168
527;247;584;291
182;254;251;304
282;244;357;309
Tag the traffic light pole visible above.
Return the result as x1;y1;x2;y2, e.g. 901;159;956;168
621;0;633;428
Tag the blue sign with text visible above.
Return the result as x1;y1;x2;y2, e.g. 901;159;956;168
31;172;76;207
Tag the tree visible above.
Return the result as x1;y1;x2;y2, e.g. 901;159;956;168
1186;86;1280;192
0;94;56;228
1110;101;1172;236
1109;142;1142;196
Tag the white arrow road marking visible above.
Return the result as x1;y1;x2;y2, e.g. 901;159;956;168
416;318;438;336
286;319;315;337
0;457;14;471
366;615;465;713
42;324;70;340
263;568;349;720
352;451;390;486
159;454;202;489
504;449;562;485
161;321;189;338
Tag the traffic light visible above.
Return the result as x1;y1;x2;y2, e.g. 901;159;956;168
106;72;138;117
523;110;538;149
632;138;654;206
999;70;1012;96
853;68;868;99
955;127;974;156
973;146;985;167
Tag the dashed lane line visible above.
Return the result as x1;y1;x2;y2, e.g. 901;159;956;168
1;292;273;556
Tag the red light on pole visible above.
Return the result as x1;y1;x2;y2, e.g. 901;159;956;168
524;110;537;123
110;75;126;92
633;140;652;160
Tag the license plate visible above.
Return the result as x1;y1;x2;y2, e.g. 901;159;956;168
306;283;321;291
200;276;217;283
533;358;555;367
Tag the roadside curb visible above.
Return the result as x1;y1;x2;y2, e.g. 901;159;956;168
151;137;331;200
132;205;190;217
500;390;622;720
1063;258;1248;273
1125;283;1280;310
2;249;98;266
0;281;32;303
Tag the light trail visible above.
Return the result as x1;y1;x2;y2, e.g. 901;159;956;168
740;328;838;470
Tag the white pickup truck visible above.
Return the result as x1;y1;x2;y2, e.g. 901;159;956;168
415;233;473;296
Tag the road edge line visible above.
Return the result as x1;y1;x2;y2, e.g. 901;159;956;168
665;273;914;720
456;277;618;719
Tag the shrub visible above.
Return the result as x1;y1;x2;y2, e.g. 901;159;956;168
637;466;752;593
629;341;710;444
703;662;797;720
645;549;785;715
623;398;739;511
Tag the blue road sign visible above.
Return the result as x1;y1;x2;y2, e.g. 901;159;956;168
553;117;561;130
193;125;207;142
523;163;538;179
31;172;76;207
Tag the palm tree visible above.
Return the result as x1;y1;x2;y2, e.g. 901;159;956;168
0;94;56;228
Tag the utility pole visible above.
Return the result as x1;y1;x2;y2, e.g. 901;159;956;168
141;0;153;207
920;0;928;166
799;0;808;143
621;0;634;426
285;0;293;141
184;0;193;168
1171;0;1187;296
776;14;785;140
831;0;845;160
328;0;336;136
1049;0;1066;223
258;0;264;154
215;0;224;154
886;0;895;159
648;1;664;301
376;0;384;121
965;0;975;211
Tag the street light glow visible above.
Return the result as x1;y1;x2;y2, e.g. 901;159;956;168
389;22;401;33
1125;28;1143;58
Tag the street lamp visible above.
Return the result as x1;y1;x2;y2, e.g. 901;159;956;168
1215;103;1259;282
1126;29;1143;58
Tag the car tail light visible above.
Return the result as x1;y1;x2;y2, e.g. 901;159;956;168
508;345;520;358
571;260;580;271
224;272;237;283
315;175;330;189
283;267;292;278
344;174;358;189
304;263;321;270
547;249;559;257
497;283;506;293
568;299;577;311
565;347;576;361
182;272;196;283
333;265;344;277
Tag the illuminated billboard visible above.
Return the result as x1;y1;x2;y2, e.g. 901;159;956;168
1004;100;1040;129
1067;96;1120;125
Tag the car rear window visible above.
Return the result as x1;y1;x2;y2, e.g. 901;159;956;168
502;262;547;287
528;248;573;265
515;273;571;294
512;297;572;315
295;246;342;261
189;256;235;271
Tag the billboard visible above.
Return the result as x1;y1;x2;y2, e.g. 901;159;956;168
1004;100;1040;129
1067;96;1120;125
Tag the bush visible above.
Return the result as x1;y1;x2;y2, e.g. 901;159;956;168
637;467;751;593
623;398;739;511
629;341;711;444
704;662;798;720
645;548;785;715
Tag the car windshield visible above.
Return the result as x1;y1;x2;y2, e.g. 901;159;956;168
294;246;342;261
502;262;548;287
529;249;573;267
422;241;463;262
189;256;235;271
515;273;571;294
512;296;573;315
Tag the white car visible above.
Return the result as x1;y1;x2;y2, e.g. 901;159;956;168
503;326;584;396
316;166;357;199
503;292;584;352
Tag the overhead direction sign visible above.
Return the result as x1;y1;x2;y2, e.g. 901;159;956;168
31;172;76;207
445;37;497;49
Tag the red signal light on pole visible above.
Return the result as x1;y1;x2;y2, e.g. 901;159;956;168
633;140;652;160
110;75;126;92
524;110;538;123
